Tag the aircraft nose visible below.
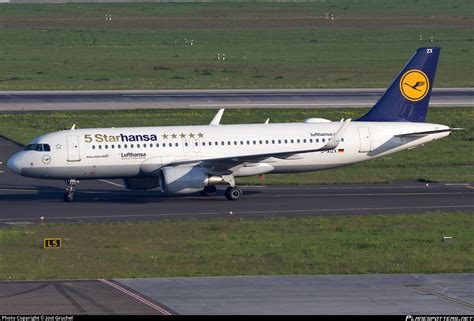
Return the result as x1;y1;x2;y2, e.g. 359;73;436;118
7;153;22;175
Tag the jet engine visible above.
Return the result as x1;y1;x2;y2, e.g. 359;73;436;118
159;166;223;195
123;177;160;190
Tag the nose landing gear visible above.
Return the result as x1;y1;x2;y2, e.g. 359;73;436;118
63;179;79;202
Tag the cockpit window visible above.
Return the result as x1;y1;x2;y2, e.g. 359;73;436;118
24;144;51;152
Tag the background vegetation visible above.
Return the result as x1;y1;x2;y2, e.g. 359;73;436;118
0;212;472;280
0;1;472;90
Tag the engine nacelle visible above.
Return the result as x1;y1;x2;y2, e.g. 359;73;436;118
303;118;332;123
159;166;211;195
124;177;160;190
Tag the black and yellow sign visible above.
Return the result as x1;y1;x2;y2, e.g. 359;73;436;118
44;238;62;249
400;69;430;102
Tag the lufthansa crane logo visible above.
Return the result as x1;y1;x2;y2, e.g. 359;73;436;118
400;69;430;102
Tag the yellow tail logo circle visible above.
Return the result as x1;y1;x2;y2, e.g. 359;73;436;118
399;69;430;102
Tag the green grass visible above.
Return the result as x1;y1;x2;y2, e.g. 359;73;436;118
0;1;472;89
0;212;472;280
0;107;472;184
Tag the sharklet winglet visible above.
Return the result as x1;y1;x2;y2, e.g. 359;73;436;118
209;108;225;126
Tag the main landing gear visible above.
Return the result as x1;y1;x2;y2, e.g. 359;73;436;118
200;185;217;197
224;186;242;201
63;179;79;202
201;174;243;200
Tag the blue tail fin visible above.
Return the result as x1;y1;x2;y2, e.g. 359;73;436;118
357;47;440;122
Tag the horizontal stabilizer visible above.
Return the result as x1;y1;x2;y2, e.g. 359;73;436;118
395;128;463;137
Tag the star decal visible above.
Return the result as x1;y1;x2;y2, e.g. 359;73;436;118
180;133;186;139
162;134;169;139
188;133;195;139
55;144;62;150
198;132;204;138
171;133;178;139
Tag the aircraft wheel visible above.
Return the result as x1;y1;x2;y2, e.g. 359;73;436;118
63;192;75;202
200;185;217;197
225;186;242;201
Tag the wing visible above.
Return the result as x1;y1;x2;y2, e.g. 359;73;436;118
169;119;352;174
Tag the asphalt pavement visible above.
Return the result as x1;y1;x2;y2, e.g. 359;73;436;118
0;88;472;112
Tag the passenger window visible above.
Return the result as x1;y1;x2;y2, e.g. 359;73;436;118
297;139;300;143
291;139;294;143
278;140;281;144
124;144;128;148
240;141;244;145
111;145;114;149
303;139;306;143
322;138;325;142
131;144;134;148
169;143;172;147
309;139;313;143
175;143;178;147
265;140;269;144
272;140;275;144
137;144;140;148
92;145;95;150
156;143;159;148
118;144;121;149
259;140;262;144
98;145;102;150
341;138;344;142
253;141;256;145
316;139;319;143
234;141;237;145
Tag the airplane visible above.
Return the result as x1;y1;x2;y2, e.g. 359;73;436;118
7;47;460;202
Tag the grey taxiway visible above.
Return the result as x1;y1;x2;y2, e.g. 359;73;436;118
0;88;472;112
1;274;473;315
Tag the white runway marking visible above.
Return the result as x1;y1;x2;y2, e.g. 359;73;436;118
0;204;472;222
98;279;172;315
98;179;124;188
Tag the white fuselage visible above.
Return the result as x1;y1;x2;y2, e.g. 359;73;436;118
7;121;450;180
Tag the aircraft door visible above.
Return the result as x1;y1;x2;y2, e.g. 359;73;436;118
66;135;81;162
357;127;372;153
